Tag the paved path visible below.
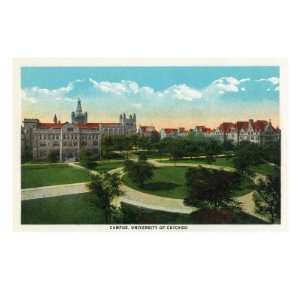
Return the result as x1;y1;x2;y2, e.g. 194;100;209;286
22;182;89;200
148;158;236;172
21;159;267;219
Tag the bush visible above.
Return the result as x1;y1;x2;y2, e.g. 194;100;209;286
47;150;59;162
80;149;98;169
124;159;154;187
184;166;240;209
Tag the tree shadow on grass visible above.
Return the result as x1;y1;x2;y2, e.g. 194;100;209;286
142;182;180;192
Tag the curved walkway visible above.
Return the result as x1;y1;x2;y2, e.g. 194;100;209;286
21;159;268;220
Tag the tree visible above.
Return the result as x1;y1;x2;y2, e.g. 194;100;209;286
47;150;59;163
184;166;240;210
80;149;97;169
233;142;262;175
87;173;123;223
168;140;185;161
261;141;281;166
254;171;281;223
137;152;147;161
149;130;161;145
124;159;154;187
223;140;235;152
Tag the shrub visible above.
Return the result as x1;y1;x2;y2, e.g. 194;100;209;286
124;159;154;187
48;150;60;162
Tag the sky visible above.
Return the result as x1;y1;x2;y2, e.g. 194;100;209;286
21;66;280;129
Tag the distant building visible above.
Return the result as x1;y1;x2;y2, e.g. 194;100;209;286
194;125;212;137
160;127;189;139
211;119;280;144
160;128;178;139
21;99;137;161
161;119;280;144
138;125;156;137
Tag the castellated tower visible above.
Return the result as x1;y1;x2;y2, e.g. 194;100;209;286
119;113;137;134
71;98;88;124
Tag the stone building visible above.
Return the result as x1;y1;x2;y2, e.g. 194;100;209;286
138;125;156;137
211;119;280;144
22;99;137;161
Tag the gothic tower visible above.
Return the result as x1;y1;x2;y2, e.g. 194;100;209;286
71;98;88;124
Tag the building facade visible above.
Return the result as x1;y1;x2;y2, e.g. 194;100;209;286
160;119;280;144
211;119;280;144
138;125;157;137
22;99;137;161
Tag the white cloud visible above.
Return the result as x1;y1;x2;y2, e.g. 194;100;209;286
22;82;74;103
205;76;244;95
257;77;279;85
159;84;202;101
89;79;202;101
89;78;154;96
241;87;246;92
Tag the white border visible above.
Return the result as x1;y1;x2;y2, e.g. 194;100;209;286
13;58;288;232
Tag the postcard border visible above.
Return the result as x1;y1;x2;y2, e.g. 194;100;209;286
13;58;288;232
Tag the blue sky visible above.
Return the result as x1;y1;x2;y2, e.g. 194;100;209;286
21;66;280;129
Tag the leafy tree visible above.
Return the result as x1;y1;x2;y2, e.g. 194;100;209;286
124;159;154;187
149;130;161;145
233;142;262;174
184;166;240;210
223;140;235;152
80;149;97;169
261;142;281;166
137;152;147;161
87;173;123;223
254;171;281;223
47;150;59;163
101;136;114;159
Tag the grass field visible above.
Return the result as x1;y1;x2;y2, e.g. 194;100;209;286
123;166;187;199
96;160;124;173
21;193;265;225
251;163;278;176
21;193;106;224
158;158;278;176
159;157;235;168
21;164;90;188
123;166;253;199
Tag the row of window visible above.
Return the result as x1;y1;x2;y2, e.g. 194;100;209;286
39;141;98;147
36;134;99;140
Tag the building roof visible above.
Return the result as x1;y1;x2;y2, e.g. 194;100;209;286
77;123;100;129
99;123;121;127
161;128;178;134
236;121;249;130
178;127;186;133
218;122;235;133
139;126;156;133
253;120;268;132
38;123;64;129
195;125;211;133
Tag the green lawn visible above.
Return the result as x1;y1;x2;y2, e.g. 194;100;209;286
159;157;235;168
22;193;105;224
96;160;124;173
251;163;278;176
21;193;265;225
123;166;187;199
158;158;278;176
21;164;90;188
123;166;253;199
